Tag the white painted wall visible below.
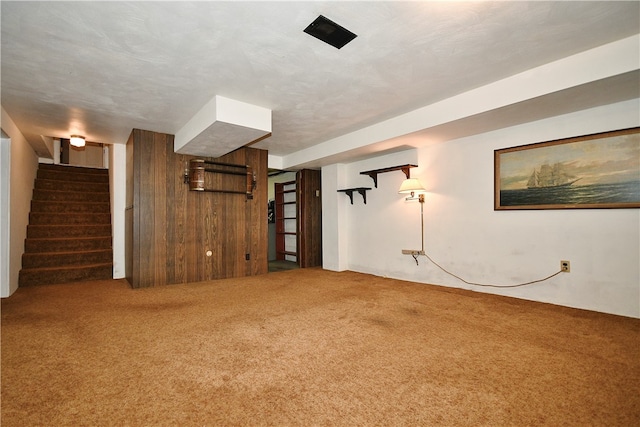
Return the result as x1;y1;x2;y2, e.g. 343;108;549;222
0;135;11;296
267;171;297;201
324;100;640;318
322;163;352;272
68;142;104;168
1;107;39;297
110;143;127;279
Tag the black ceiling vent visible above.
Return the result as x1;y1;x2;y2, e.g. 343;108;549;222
304;15;357;49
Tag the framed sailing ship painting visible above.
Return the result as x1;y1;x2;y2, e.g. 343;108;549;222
495;127;640;210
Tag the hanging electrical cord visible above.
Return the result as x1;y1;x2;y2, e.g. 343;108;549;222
399;184;563;288
421;252;564;288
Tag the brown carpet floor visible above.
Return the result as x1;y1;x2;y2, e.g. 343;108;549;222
2;269;639;426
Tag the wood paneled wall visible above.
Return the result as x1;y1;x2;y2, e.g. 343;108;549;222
125;129;268;288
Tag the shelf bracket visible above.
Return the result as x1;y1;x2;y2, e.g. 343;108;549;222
337;187;371;204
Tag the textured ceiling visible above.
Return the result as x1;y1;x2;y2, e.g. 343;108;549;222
1;1;639;166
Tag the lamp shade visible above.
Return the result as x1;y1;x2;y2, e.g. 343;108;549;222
398;178;425;194
70;135;85;147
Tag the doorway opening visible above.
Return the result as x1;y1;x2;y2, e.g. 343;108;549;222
267;169;322;272
268;170;298;272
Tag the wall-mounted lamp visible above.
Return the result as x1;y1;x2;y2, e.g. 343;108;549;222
399;178;426;264
398;178;425;202
70;135;86;148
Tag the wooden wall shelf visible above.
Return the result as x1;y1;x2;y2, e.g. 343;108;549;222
338;187;371;204
187;159;256;200
360;164;417;188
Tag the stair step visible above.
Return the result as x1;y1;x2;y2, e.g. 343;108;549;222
32;189;110;203
27;224;112;238
19;263;113;286
22;249;113;269
38;163;109;175
30;200;110;214
37;168;109;184
25;236;112;252
35;178;109;193
29;212;111;225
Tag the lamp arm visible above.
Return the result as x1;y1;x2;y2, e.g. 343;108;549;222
419;193;425;253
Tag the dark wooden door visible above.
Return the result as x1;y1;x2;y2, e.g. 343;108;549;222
297;169;322;268
60;138;70;164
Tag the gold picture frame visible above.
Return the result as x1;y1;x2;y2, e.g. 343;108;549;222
494;127;640;210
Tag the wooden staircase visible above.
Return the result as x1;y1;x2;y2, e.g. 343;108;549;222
19;164;113;286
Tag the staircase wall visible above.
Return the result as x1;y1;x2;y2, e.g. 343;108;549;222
19;164;113;286
2;106;40;297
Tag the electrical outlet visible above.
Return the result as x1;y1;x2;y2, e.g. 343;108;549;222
402;250;425;256
561;260;570;272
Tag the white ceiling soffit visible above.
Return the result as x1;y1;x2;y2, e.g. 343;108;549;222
280;35;640;169
174;96;271;158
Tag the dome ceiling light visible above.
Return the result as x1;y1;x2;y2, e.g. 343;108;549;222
69;135;85;147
